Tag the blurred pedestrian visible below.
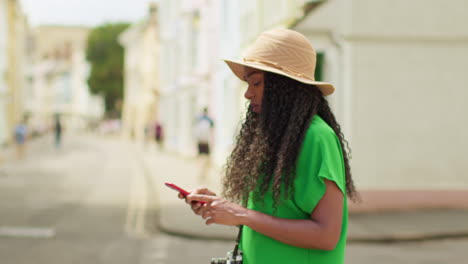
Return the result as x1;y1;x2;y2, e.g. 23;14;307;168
54;115;62;148
194;107;214;156
14;119;27;159
180;29;359;264
154;121;164;149
194;108;214;182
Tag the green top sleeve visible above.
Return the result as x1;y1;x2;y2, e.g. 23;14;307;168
293;116;347;215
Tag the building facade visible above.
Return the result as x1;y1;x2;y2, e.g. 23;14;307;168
293;0;468;189
27;26;104;134
157;0;468;190
119;3;160;142
213;0;314;165
0;0;8;146
0;0;29;147
158;0;312;163
158;0;221;156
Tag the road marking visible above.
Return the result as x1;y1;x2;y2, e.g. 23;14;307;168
125;145;149;238
0;226;55;238
125;168;137;234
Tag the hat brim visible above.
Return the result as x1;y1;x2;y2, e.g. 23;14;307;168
224;59;335;96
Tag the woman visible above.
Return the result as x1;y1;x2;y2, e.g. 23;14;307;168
180;29;358;264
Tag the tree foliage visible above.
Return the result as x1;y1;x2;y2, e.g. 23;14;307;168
86;23;130;116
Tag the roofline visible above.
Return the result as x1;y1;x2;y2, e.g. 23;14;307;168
288;0;327;29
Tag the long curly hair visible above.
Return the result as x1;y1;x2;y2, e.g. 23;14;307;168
222;72;358;209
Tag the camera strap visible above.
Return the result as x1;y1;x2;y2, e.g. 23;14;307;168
232;225;243;257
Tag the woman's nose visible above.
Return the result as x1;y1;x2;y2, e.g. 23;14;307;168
244;87;254;100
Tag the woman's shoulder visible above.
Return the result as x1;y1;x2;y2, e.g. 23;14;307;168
305;115;336;142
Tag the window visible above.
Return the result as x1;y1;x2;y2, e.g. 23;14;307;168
315;52;325;81
191;10;200;69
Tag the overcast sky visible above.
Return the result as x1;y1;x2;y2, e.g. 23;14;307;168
20;0;159;27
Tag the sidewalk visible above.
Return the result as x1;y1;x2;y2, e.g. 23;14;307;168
0;135;49;165
139;145;239;240
140;146;468;242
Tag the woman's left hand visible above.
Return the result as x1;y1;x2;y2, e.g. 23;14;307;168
186;194;248;226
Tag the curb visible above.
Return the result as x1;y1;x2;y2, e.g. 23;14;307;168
156;226;237;241
154;223;468;244
348;232;468;243
138;147;238;241
138;148;468;244
155;228;468;244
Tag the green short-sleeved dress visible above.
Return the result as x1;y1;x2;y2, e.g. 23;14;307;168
239;115;348;264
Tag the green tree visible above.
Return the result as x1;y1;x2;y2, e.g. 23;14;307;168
86;23;130;117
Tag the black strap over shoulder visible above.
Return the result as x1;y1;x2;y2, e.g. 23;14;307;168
233;225;243;256
210;225;243;263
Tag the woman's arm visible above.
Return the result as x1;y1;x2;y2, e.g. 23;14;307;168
187;180;343;251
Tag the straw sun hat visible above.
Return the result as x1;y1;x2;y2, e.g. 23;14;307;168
224;28;335;96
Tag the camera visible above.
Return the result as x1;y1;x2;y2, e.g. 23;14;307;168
210;250;243;264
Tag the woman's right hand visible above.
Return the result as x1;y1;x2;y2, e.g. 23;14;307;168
178;187;216;215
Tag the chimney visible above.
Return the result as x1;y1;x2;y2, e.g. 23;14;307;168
149;2;157;16
148;2;158;24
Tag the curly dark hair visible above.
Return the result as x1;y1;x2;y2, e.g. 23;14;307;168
222;72;358;209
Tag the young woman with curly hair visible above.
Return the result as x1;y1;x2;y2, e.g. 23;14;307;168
179;28;358;264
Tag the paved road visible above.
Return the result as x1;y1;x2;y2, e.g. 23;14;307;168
0;134;466;264
0;134;146;264
0;134;232;264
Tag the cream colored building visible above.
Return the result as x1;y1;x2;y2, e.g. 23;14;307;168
157;0;314;162
293;0;468;189
28;26;104;134
158;0;468;195
0;0;29;146
213;0;315;165
0;0;8;146
158;0;216;155
119;3;160;142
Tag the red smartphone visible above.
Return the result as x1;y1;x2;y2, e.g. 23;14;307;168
164;183;206;204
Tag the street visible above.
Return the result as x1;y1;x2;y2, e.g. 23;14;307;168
0;134;467;264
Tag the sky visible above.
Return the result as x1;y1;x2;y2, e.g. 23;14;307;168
20;0;159;27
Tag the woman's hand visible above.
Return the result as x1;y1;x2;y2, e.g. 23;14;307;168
178;187;216;216
186;194;248;226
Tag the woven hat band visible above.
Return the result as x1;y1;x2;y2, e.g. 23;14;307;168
242;58;315;80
